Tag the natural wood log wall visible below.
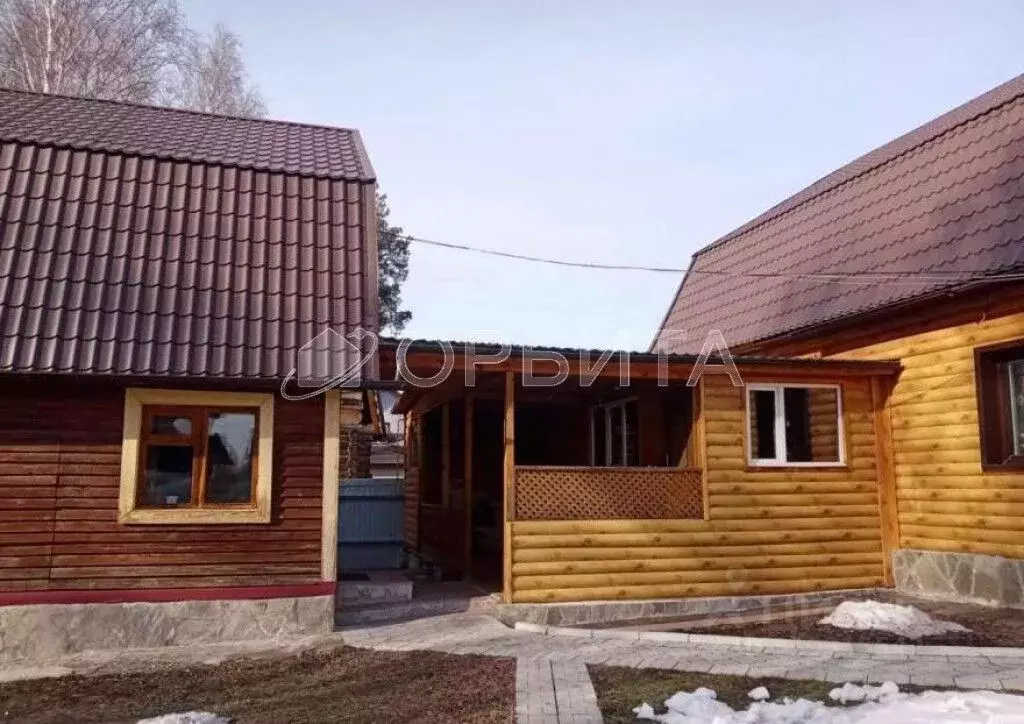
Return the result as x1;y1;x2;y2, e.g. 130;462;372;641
508;374;885;603
823;310;1024;559
0;380;324;592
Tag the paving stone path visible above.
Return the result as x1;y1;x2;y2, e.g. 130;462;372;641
341;612;1024;722
516;658;603;723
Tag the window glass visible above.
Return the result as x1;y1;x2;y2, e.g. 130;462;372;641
749;386;842;465
591;401;638;466
1010;360;1024;457
204;412;256;504
749;389;777;460
609;406;624;466
624;400;639;466
975;346;1024;467
150;414;192;436
783;388;811;461
142;445;193;506
781;387;841;463
804;387;842;463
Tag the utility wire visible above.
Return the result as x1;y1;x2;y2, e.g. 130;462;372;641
402;233;1024;286
402;234;686;273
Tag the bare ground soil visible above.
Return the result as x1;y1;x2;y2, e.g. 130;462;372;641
678;593;1024;647
588;665;918;723
0;646;515;724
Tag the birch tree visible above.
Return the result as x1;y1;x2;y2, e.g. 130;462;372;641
0;0;182;102
170;22;265;117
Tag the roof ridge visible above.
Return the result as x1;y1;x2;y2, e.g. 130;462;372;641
693;72;1024;259
0;85;359;135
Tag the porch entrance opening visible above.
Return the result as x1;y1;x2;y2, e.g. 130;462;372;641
406;373;700;589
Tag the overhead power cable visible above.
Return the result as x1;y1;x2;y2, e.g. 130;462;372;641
402;233;1024;286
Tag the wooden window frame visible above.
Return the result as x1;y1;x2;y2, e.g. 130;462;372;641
588;397;640;467
744;382;846;468
975;340;1024;472
119;389;275;524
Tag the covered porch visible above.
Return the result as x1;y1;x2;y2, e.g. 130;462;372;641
382;342;901;604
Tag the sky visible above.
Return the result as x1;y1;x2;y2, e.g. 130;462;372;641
184;1;1024;350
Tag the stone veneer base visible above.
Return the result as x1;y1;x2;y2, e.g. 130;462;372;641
893;548;1024;608
0;595;335;664
493;588;884;628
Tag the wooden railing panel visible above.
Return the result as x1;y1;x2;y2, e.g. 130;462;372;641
512;466;703;521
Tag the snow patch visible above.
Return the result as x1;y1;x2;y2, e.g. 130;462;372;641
136;713;230;724
633;684;1024;723
828;681;900;704
819;600;970;639
748;686;771;701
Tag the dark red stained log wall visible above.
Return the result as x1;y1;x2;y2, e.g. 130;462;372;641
0;378;324;592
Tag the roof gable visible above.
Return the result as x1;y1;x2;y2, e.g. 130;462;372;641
0;90;376;379
654;74;1024;353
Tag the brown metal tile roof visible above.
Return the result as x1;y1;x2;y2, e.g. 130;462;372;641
0;89;376;379
653;73;1024;354
0;88;375;180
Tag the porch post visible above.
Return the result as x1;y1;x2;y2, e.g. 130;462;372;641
502;372;515;602
871;376;899;586
320;389;341;582
692;380;710;520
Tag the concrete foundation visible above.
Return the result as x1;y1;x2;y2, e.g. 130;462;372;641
0;595;335;664
893;548;1024;608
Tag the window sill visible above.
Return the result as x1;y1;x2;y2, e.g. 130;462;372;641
119;506;271;525
745;464;850;473
980;463;1024;474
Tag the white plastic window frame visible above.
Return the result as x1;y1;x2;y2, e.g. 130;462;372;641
589;398;638;467
744;383;846;468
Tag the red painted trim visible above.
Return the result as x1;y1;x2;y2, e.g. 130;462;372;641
0;581;335;607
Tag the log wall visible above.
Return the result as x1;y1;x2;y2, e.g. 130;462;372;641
821;310;1024;558
0;379;324;592
508;374;885;603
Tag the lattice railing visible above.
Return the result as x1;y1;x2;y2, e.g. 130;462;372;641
512;466;704;521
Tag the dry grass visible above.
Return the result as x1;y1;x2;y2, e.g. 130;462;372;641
0;646;515;724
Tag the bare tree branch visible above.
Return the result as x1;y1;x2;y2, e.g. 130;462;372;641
0;0;183;102
168;21;265;117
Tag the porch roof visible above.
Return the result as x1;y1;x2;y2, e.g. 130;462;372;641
381;338;900;414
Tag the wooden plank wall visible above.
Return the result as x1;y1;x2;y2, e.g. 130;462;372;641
0;380;325;592
508;374;885;603
403;413;419;551
823;310;1024;558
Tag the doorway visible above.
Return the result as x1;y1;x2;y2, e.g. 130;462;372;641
469;399;504;584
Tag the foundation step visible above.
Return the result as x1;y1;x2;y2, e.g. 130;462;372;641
336;581;498;627
337;572;414;605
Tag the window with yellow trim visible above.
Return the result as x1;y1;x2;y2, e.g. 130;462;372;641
119;389;274;524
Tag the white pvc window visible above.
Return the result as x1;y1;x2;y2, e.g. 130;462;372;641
745;383;845;467
589;399;639;466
